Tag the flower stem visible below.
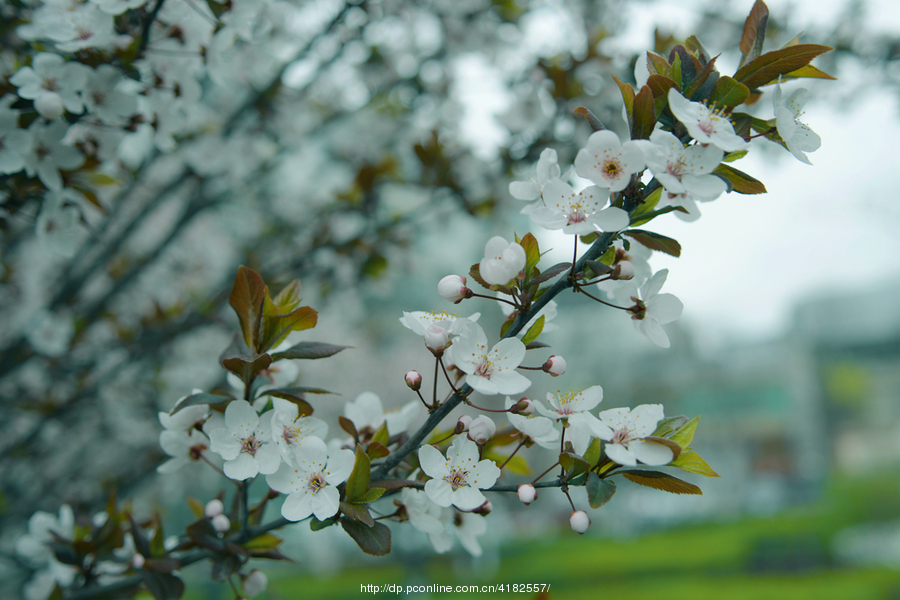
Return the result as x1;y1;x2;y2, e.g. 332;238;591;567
464;399;512;413
574;285;630;310
531;461;561;486
470;292;518;307
498;440;526;469
439;357;461;396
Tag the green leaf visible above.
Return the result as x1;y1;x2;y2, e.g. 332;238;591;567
671;451;720;477
221;353;272;387
738;0;769;69
670;52;683;90
646;74;679;116
369;479;421;493
272;279;303;312
573;106;606;131
371;421;390;448
341;519;391;556
734;44;833;90
559;452;590;478
620;470;702;495
142;572;185;600
723;149;748;163
630;85;656;140
524;341;551;350
519;232;541;277
339;416;358;440
583;438;603;467
228;266;267;352
261;388;323;417
169;391;232;415
623;230;681;257
669;415;700;448
366;441;390;459
651;415;690;438
611;74;635;122
521;315;545;346
646;52;672;78
359;488;386;503
258;305;317;354
340;501;374;527
586;472;617;508
185;497;205;520
271;341;350;361
310;517;337;531
710;76;750;109
346;445;372;503
713;164;767;194
529;262;571;286
242;533;282;551
781;64;836;81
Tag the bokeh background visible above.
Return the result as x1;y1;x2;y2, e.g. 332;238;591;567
3;0;900;598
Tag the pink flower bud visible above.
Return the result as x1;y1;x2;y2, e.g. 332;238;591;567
438;275;472;304
424;325;451;356
511;397;534;415
242;569;268;597
204;499;224;518
35;92;64;120
467;415;496;444
132;554;145;568
542;355;566;377
456;415;473;432
211;513;231;533
404;370;422;391
517;484;537;504
569;510;590;534
613;260;635;280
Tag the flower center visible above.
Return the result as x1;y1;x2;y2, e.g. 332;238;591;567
602;158;623;179
611;427;636;445
282;425;300;444
666;158;687;178
240;434;261;455
554;389;580;415
445;469;469;490
307;473;326;494
475;356;493;378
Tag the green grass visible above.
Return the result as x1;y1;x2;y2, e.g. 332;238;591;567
184;469;900;599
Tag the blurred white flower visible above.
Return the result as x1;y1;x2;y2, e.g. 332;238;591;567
774;79;821;165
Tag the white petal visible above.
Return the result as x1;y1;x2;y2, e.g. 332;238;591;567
266;462;303;494
638;319;671;348
682;173;726;201
450;486;486;511
310;487;341;520
592;207;629;232
509;180;540;200
424;479;454;507
281;491;314;521
648;293;684;324
224;453;259;480
325;448;356;485
469;459;501;490
418;444;450;479
604;442;637;466
630;440;674;465
225;400;258;430
255;443;281;475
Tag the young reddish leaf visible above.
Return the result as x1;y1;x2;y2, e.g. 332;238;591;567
739;0;770;69
621;470;702;495
366;441;390;459
630;85;656;140
710;76;751;109
524;341;551;350
671;450;720;478
519;232;541;277
369;479;421;493
169;391;232;415
623;230;682;258
734;44;833;90
611;74;635;122
586;472;617;508
685;35;713;65
229;267;267;352
683;55;719;100
341;519;391;556
573;106;606;131
339;416;358;442
271;341;350;361
529;262;571;285
221;353;272;387
646;74;679;116
713;164;767;195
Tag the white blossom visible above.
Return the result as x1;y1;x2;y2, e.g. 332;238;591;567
590;404;673;466
447;321;531;396
624;269;684;348
418;436;500;511
479;236;526;285
9;53;88;118
208;400;280;480
270;397;328;461
509;147;560;213
343;391;420;436
633;129;726;202
574;130;645;191
667;88;748;152
266;437;354;521
529;178;629;236
505;396;559;449
774;79;821;165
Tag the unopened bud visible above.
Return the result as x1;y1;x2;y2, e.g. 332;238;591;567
242;569;268;597
204;499;224;518
541;355;566;377
132;554;145;569
473;500;492;516
518;484;537;504
35;92;64;120
467;415;496;444
404;371;422;391
612;260;635;280
456;415;472;433
424;325;451;356
511;397;534;415
438;275;472;304
211;513;231;533
569;510;590;534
